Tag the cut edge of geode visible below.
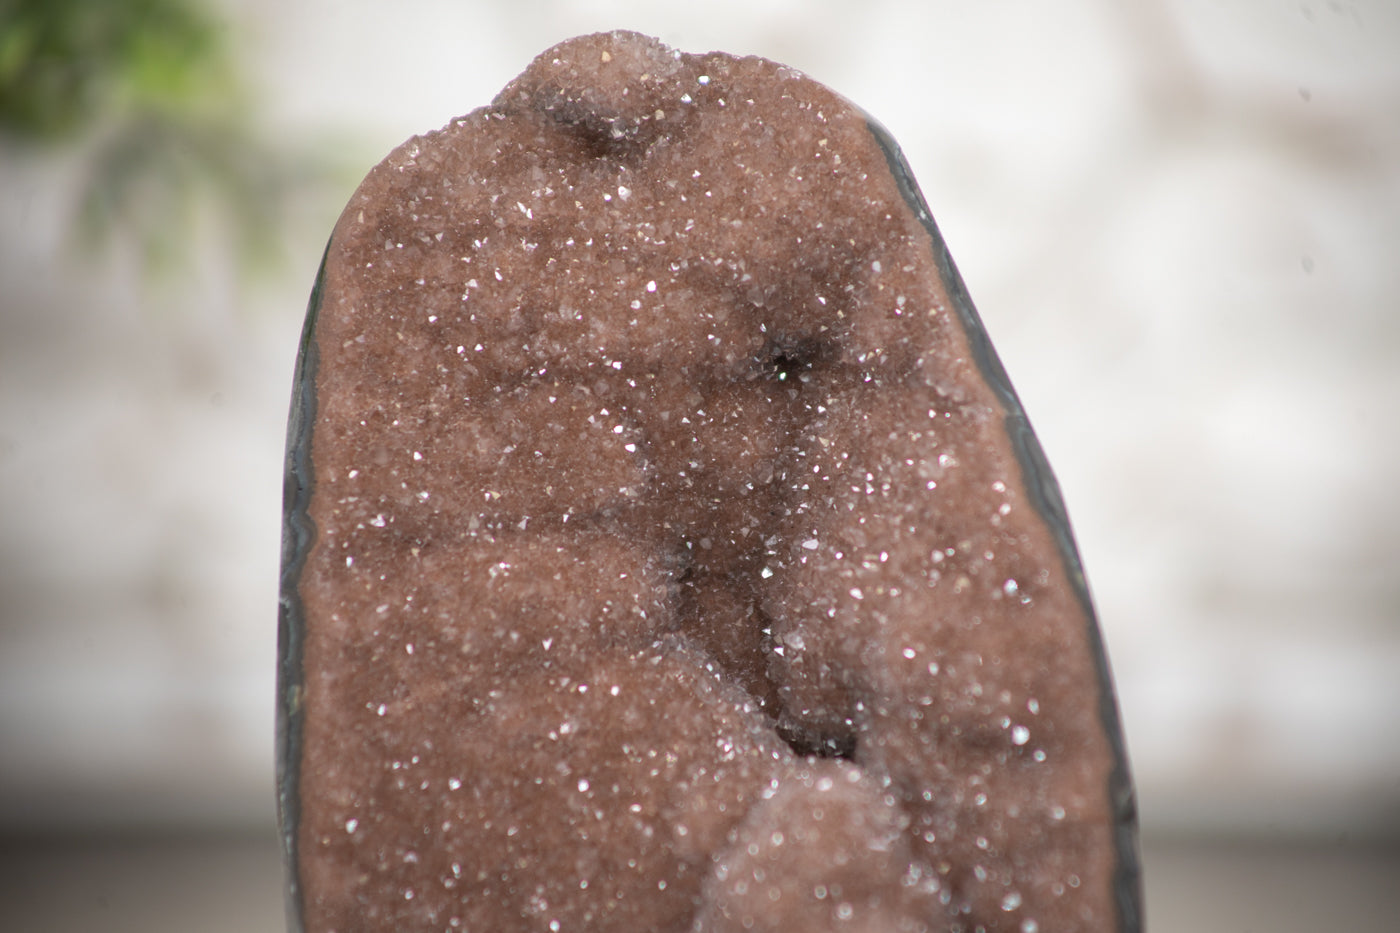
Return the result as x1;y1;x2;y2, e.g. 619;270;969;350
277;240;326;933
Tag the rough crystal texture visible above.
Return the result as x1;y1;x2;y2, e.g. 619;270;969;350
279;30;1139;933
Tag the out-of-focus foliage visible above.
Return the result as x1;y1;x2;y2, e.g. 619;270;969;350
0;0;337;282
0;0;237;140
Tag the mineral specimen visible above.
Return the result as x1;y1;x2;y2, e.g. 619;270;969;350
278;30;1140;933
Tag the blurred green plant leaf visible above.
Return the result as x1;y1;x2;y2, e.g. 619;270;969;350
0;0;235;141
1;0;344;286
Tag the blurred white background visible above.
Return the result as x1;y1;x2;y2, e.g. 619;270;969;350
1;0;1397;928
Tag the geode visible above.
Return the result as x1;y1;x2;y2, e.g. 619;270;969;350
278;30;1140;933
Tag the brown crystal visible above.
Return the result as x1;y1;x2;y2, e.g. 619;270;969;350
280;30;1139;933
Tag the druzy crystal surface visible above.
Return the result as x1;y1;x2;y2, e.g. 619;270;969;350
279;30;1140;933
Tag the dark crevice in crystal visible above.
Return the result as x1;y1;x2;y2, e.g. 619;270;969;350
775;719;858;761
760;337;825;386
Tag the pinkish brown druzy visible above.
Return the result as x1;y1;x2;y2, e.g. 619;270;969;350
278;30;1139;933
